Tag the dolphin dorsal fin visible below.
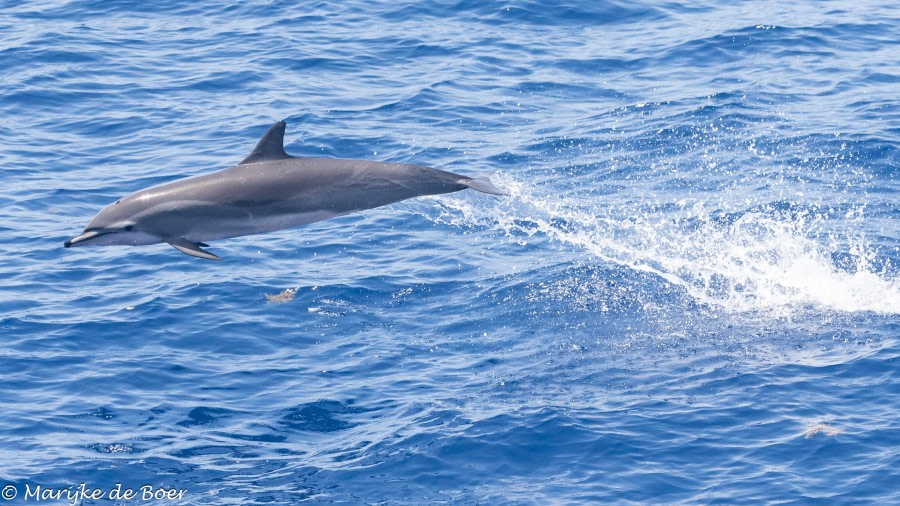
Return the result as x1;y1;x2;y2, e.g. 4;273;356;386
239;120;291;164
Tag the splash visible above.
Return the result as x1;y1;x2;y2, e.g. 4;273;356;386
434;174;899;315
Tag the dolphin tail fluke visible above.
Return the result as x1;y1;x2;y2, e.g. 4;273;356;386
462;177;507;196
167;238;222;260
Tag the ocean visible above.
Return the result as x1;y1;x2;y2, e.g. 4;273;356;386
1;0;898;503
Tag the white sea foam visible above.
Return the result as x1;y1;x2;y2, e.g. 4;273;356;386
436;173;899;315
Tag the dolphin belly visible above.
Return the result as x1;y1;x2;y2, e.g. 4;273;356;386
185;209;352;242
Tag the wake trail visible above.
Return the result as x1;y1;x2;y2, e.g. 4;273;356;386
433;173;900;316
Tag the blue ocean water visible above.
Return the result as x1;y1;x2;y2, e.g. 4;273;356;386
1;0;898;503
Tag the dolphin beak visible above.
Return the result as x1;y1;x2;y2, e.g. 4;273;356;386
64;230;102;248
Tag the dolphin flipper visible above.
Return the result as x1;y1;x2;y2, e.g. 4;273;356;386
167;238;222;260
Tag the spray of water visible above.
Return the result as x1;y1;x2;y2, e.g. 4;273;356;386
436;173;899;315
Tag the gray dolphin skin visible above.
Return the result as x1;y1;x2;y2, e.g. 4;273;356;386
64;121;505;260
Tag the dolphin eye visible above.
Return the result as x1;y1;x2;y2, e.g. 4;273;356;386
124;225;133;231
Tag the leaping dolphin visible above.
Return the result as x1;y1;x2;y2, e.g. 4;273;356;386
63;120;504;260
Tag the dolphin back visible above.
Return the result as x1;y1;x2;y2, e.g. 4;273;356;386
225;158;495;214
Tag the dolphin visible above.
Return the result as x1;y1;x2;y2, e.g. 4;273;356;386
63;120;504;260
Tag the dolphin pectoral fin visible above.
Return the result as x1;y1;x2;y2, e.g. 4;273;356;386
167;238;222;261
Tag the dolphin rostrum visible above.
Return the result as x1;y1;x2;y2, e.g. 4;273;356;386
64;120;504;260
